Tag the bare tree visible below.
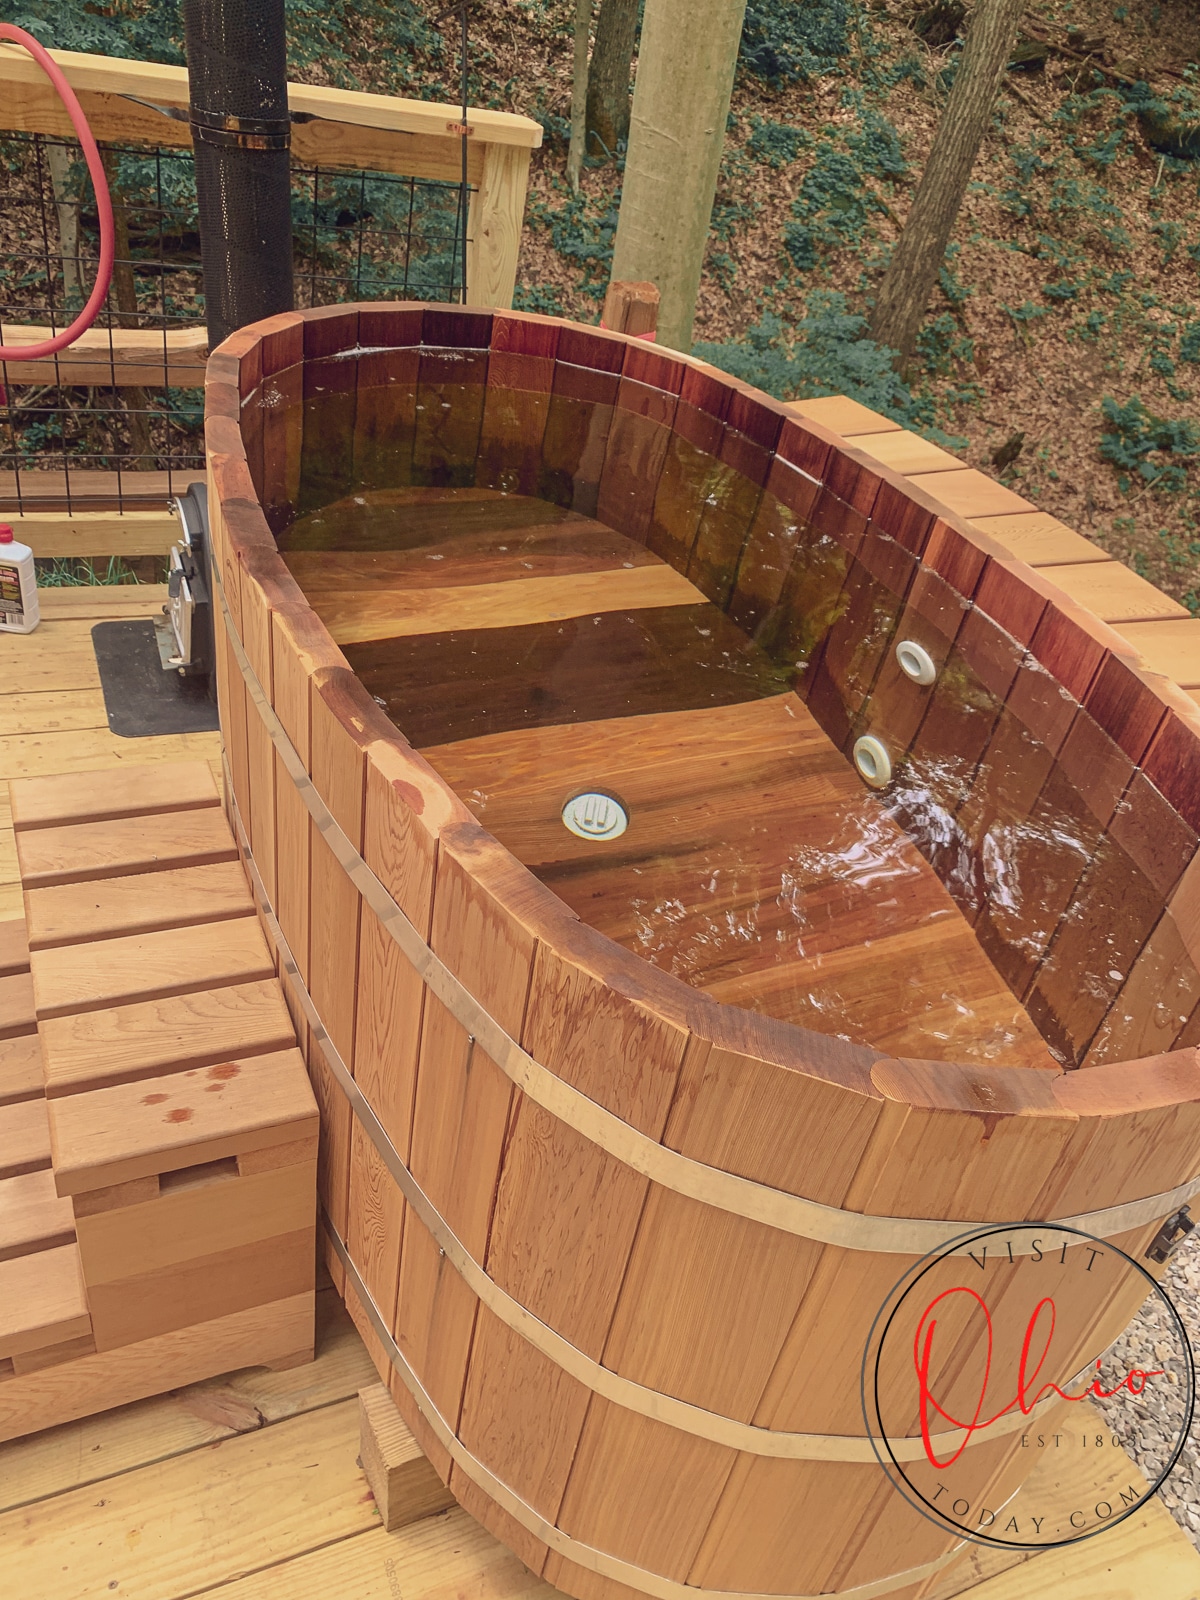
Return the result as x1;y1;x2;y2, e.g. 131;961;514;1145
567;0;592;191
609;0;748;351
585;0;639;159
868;0;1027;364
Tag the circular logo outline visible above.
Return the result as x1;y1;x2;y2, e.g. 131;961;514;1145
859;1221;1196;1551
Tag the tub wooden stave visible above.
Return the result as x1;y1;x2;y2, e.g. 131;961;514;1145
203;305;1200;1600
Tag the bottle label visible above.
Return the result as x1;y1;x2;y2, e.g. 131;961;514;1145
0;562;23;618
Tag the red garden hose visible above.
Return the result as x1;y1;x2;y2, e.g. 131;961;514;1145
0;24;114;362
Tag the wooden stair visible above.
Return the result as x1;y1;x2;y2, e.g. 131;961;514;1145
0;907;91;1381
0;762;321;1442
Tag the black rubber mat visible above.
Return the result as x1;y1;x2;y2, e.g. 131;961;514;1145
92;620;219;739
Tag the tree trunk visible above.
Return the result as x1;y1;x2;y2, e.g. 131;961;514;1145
585;0;639;158
610;0;747;353
567;0;592;191
100;148;154;470
868;0;1027;364
46;143;81;306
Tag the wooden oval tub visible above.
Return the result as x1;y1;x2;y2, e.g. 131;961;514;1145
204;304;1200;1600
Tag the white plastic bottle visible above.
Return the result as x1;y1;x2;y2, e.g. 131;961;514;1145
0;524;39;635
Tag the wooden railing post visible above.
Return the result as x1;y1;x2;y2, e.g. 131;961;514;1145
466;142;533;311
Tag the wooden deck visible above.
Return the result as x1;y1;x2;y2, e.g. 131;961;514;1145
2;588;1199;1600
0;1270;1196;1600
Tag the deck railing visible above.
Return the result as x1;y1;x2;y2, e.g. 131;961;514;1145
0;43;541;559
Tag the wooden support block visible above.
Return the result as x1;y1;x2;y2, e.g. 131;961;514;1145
49;1047;318;1195
601;280;659;339
359;1382;455;1530
15;806;237;889
0;1169;75;1261
9;761;219;831
30;916;275;1019
39;981;296;1097
24;861;254;950
0;1243;90;1359
0;1036;42;1107
0;919;28;978
0;1097;51;1179
0;971;36;1039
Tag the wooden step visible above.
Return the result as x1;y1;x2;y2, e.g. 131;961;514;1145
30;917;276;1020
0;1169;75;1262
0;1243;91;1360
0;1036;44;1107
0;920;29;979
9;762;219;832
25;862;254;950
40;981;295;1098
15;808;237;889
49;1047;317;1195
0;972;36;1041
0;1098;51;1180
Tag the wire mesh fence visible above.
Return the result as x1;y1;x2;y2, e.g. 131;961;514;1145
0;129;472;516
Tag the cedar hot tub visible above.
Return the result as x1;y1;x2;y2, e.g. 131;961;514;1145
204;303;1200;1600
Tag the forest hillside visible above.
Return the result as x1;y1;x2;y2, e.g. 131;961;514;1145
7;0;1200;608
476;0;1200;611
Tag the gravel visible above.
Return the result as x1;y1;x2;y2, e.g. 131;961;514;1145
1092;1230;1200;1549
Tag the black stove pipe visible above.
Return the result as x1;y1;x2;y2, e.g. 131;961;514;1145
183;0;294;351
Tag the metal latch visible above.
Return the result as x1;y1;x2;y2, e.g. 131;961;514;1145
1146;1206;1196;1264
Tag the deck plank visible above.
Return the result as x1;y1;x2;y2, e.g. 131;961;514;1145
958;1502;1200;1600
0;1398;372;1600
205;1508;557;1600
0;691;110;738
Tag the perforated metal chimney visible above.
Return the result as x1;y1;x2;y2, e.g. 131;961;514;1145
183;0;294;350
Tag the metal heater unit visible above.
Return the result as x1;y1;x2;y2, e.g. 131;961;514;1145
156;480;215;692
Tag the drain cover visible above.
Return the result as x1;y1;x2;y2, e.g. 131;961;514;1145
561;790;628;841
